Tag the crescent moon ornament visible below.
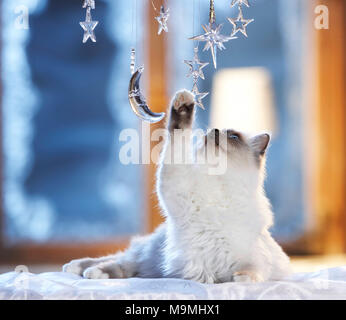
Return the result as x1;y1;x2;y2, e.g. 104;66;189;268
128;67;166;123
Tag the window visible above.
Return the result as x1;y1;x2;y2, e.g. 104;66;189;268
1;0;345;265
1;0;144;252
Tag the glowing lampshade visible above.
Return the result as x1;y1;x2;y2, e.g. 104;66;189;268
210;67;277;136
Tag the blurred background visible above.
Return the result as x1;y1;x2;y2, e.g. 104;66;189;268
0;0;345;272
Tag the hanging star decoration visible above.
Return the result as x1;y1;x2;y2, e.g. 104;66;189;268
230;0;250;8
155;5;170;35
80;6;98;43
83;0;95;9
184;47;209;81
190;23;236;69
189;0;236;69
192;83;209;110
228;6;254;37
184;47;209;109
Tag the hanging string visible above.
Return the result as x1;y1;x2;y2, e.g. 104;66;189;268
150;0;159;12
198;0;201;29
130;0;137;74
193;0;196;47
209;0;215;24
131;0;134;38
151;0;168;12
192;0;202;49
135;0;138;45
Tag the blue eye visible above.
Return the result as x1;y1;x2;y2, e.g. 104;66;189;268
227;130;240;141
228;133;239;140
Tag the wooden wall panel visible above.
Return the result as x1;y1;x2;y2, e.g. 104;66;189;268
145;0;167;233
0;0;4;250
311;0;346;253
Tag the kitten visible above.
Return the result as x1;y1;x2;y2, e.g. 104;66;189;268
63;90;292;283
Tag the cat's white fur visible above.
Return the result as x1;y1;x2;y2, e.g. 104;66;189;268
63;90;292;283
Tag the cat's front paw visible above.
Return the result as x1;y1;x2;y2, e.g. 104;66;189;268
169;90;195;130
63;258;96;276
233;271;265;283
83;261;135;279
83;266;111;279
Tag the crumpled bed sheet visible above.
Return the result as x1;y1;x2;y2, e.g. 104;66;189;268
1;266;346;300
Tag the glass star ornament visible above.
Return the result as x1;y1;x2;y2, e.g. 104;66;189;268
83;0;95;9
228;6;254;37
184;47;209;82
155;6;170;35
192;83;209;110
80;7;98;43
190;23;236;69
231;0;250;8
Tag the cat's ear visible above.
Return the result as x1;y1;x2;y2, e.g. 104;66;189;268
250;133;270;157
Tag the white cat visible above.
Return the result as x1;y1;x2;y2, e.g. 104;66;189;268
63;90;292;283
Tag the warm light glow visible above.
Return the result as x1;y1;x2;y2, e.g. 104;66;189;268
210;67;277;136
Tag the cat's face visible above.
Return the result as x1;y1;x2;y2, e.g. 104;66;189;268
198;128;270;176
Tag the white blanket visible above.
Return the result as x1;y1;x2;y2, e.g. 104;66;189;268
1;267;346;300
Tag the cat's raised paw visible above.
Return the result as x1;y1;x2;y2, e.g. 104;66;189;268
172;90;195;112
169;90;195;130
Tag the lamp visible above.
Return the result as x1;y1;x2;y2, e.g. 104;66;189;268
210;67;277;136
